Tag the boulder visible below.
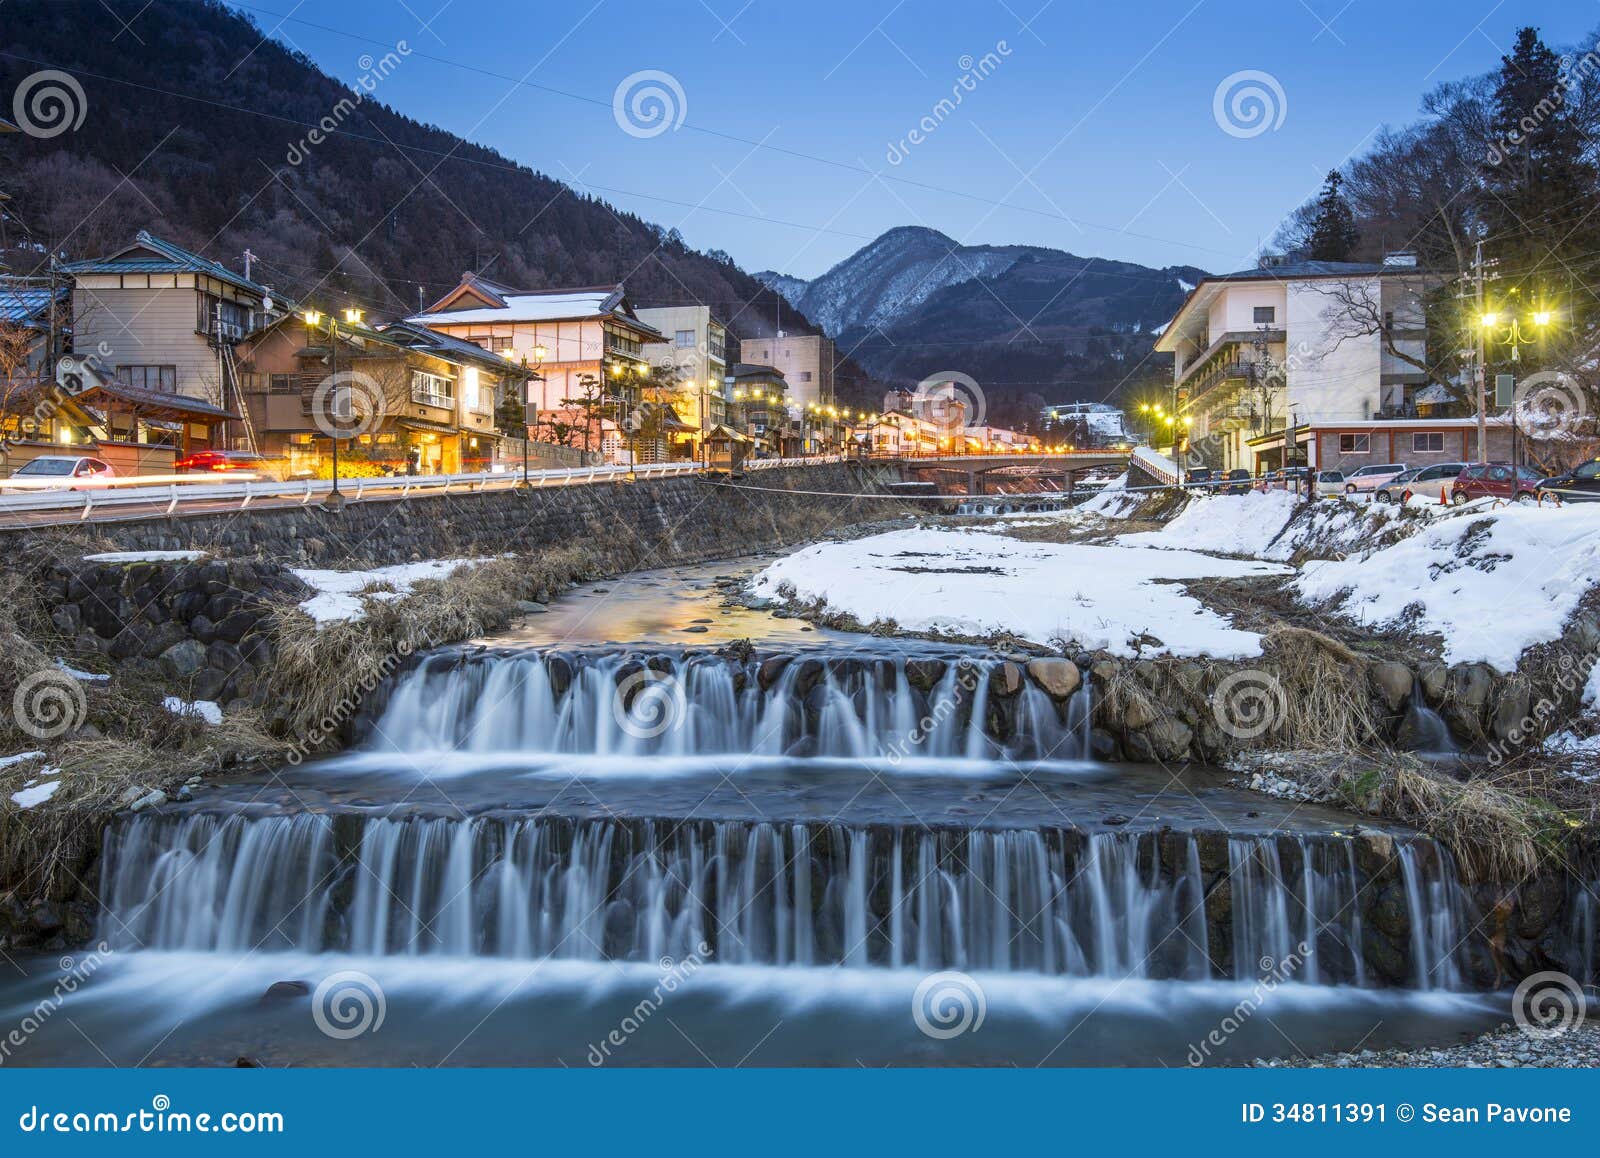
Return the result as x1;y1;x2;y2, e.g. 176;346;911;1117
903;658;946;691
159;639;208;678
261;980;311;1001
1491;686;1532;743
757;656;791;690
1026;658;1080;699
1369;662;1413;713
993;662;1024;697
1142;718;1193;761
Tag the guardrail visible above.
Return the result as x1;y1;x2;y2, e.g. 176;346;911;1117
0;461;707;522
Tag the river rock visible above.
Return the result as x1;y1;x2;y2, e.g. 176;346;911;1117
1370;662;1413;712
261;980;311;1001
757;655;791;690
1026;658;1080;699
993;662;1023;697
903;659;946;691
1141;718;1193;761
159;639;208;678
1369;882;1411;940
1491;685;1532;742
1417;663;1448;704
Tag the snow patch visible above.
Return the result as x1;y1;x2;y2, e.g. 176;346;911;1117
55;660;110;682
291;558;485;625
83;550;206;563
750;526;1286;658
1293;504;1600;670
1120;490;1301;557
10;777;60;809
162;697;224;726
0;751;45;769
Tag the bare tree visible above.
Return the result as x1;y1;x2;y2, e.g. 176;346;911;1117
1307;277;1462;396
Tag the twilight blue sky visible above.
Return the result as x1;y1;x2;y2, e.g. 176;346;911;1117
230;1;1597;278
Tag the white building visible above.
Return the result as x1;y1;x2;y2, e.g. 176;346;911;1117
1153;255;1431;471
635;304;729;442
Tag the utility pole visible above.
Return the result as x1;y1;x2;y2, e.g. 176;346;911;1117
241;248;256;282
1473;239;1488;464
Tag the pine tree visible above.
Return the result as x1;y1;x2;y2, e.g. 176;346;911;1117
1306;171;1360;262
1481;27;1599;320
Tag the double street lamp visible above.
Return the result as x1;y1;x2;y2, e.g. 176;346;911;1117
302;306;364;510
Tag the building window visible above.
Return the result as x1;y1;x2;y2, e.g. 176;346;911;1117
470;334;513;353
1338;433;1370;454
1413;432;1444;453
198;294;252;341
269;373;300;394
675;330;696;348
116;364;177;392
1253;306;1276;325
411;369;454;408
798;371;812;382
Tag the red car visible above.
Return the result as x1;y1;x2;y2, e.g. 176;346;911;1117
1451;462;1545;505
174;450;267;474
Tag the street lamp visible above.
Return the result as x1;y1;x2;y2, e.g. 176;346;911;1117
1480;307;1555;467
304;307;361;510
513;342;548;485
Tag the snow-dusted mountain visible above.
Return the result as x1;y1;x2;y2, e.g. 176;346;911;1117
756;226;1209;409
756;226;1028;336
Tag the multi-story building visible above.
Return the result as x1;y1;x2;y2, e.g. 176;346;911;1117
737;331;834;408
1154;254;1431;472
725;363;792;456
410;274;660;463
1041;401;1129;447
234;315;515;476
59;231;284;417
636;304;728;458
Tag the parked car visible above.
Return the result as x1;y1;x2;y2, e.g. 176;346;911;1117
1184;468;1215;488
1375;462;1469;504
1342;463;1408;494
1217;468;1253;495
1314;470;1346;497
1451;462;1545;505
1;455;118;490
1535;459;1600;504
1267;466;1314;493
174;449;268;474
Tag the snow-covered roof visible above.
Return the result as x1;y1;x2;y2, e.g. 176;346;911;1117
411;289;620;326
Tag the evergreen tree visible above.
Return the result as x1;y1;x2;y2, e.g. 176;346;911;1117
1481;27;1599;321
1306;171;1360;262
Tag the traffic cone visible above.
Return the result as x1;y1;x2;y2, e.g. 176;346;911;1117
1439;485;1448;506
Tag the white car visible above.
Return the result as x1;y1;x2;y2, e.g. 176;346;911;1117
1314;470;1346;497
2;455;118;490
1342;463;1408;494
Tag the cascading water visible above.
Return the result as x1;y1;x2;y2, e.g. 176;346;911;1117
359;650;1095;763
101;811;1476;988
1399;690;1457;758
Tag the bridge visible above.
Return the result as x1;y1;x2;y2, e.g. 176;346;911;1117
891;450;1131;496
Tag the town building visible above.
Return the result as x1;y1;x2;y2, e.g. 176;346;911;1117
1041;401;1129;447
725;363;793;456
738;332;835;409
635;305;729;457
1154;254;1431;472
233;314;517;476
57;232;286;440
410;275;660;463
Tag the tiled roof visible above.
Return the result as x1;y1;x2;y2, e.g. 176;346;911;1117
410;282;661;336
0;280;66;326
58;231;277;298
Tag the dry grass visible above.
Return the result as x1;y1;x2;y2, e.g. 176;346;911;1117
264;546;602;750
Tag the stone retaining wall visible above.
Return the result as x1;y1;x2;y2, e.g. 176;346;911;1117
4;464;903;568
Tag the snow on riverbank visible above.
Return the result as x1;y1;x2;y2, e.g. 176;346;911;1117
1294;504;1600;670
749;527;1287;658
291;559;485;625
1119;490;1302;557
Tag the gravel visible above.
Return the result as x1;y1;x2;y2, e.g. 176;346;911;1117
1251;1020;1600;1068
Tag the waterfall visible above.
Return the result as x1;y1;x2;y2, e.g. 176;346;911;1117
100;812;1479;987
358;651;1095;763
1399;690;1457;757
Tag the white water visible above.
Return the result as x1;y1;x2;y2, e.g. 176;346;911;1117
362;652;1094;763
102;812;1473;986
